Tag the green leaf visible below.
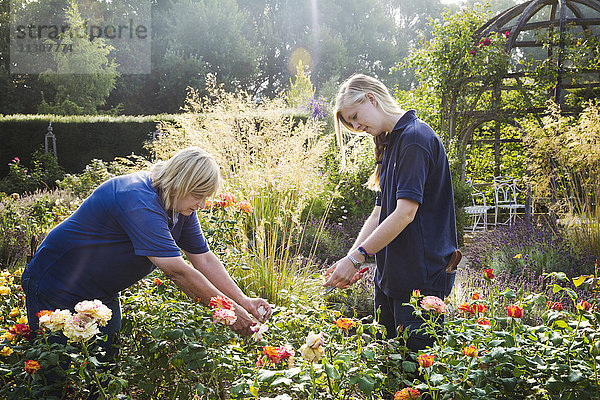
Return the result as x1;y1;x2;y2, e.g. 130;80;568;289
499;289;516;299
324;360;341;380
504;335;515;347
194;382;207;394
257;369;278;383
546;377;563;393
166;329;183;340
552;284;564;294
568;370;583;383
564;288;578;301
357;376;375;394
572;275;593;287
362;348;375;361
271;376;293;387
554;319;570;329
402;361;418;373
430;373;445;385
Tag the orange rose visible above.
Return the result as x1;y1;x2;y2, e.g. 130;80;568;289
335;317;354;330
24;360;41;374
506;305;523;318
208;295;234;310
576;300;592;312
418;354;434;368
463;345;479;358
395;387;421;400
547;301;563;311
483;268;495;280
237;200;254;214
458;302;475;316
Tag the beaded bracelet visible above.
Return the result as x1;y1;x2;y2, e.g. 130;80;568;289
347;254;362;270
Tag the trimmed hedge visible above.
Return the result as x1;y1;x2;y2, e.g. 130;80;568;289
0;114;178;177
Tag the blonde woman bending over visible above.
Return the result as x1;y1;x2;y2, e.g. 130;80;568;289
23;147;271;349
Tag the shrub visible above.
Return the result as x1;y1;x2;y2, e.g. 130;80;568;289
0;191;78;269
0;150;64;195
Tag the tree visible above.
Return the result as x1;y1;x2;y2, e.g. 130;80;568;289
163;0;258;96
38;0;118;114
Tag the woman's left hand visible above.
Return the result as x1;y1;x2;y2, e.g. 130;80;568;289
244;297;272;323
323;257;364;289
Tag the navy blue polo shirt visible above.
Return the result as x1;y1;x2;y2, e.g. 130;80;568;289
25;172;209;306
375;110;458;298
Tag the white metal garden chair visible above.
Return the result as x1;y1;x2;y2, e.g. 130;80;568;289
493;176;525;227
464;178;493;232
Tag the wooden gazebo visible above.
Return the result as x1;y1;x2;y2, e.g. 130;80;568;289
454;0;600;177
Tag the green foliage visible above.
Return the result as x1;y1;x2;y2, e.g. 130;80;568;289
401;4;511;144
149;76;331;306
524;101;600;260
0;150;64;195
409;273;600;399
38;1;118;115
57;159;119;199
0;116;165;178
0;191;78;268
320;136;377;223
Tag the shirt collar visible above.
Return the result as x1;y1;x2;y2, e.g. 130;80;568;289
391;110;417;133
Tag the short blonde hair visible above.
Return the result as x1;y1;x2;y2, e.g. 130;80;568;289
151;147;221;210
334;74;403;190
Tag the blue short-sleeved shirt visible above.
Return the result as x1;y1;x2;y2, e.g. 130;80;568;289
375;110;458;298
26;172;209;305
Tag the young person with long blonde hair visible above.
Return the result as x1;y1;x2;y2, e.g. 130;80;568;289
324;74;458;351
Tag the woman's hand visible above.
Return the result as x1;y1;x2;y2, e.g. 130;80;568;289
323;258;365;290
243;297;272;323
229;306;255;336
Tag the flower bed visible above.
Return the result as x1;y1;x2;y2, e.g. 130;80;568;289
1;262;599;399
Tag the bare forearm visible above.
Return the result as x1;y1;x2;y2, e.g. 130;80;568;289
350;206;380;252
185;251;249;308
350;199;419;262
149;256;223;306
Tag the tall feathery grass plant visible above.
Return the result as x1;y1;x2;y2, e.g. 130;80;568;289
148;75;334;305
525;101;600;263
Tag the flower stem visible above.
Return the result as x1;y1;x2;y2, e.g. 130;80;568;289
567;313;583;367
81;341;109;399
309;362;315;400
461;358;473;385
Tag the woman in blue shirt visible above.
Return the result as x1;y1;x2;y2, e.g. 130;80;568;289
324;74;458;351
22;147;271;341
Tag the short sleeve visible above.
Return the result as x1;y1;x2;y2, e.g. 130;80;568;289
375;191;382;207
176;212;210;254
116;199;182;258
394;144;431;204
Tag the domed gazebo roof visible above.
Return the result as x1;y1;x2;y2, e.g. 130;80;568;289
474;0;600;105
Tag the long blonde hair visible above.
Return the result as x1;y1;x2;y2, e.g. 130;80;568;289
334;74;403;190
151;147;221;210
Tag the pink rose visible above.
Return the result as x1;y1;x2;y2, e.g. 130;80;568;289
212;308;237;325
420;296;446;314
